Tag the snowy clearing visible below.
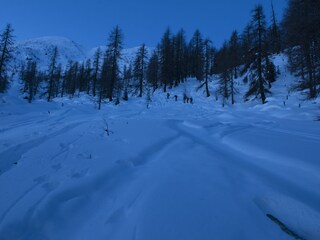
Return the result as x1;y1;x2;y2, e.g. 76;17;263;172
0;88;319;240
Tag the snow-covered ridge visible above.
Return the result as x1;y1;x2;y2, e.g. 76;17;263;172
13;36;153;71
14;37;87;70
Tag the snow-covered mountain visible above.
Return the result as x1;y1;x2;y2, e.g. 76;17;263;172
14;37;87;70
13;36;153;71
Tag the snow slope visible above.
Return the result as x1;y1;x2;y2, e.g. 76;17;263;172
1;73;320;240
13;37;87;71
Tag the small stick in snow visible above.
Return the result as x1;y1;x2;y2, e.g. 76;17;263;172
103;120;114;136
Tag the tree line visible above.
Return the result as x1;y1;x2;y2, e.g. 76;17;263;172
18;26;216;106
0;0;319;106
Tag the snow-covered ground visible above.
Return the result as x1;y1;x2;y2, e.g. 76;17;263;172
1;70;320;240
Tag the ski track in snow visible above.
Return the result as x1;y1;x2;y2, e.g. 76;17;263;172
0;121;87;176
0;118;98;227
0;120;182;239
171;119;320;212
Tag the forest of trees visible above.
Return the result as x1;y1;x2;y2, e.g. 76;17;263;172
0;0;319;107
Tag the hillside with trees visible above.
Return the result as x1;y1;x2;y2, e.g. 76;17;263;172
0;1;319;108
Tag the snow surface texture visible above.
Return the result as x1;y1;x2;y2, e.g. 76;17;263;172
0;37;320;240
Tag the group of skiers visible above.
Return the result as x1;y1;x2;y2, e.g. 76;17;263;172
166;93;193;104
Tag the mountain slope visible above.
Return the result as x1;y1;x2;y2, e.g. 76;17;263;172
13;37;153;72
14;37;87;70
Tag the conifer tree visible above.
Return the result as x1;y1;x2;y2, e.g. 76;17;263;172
245;5;269;104
209;47;216;76
21;60;38;103
159;28;174;92
189;29;204;81
102;25;123;102
78;62;86;94
173;29;188;86
60;64;67;98
133;44;148;97
72;62;79;97
147;49;160;92
47;46;58;102
282;0;320;98
63;61;73;96
0;24;15;92
216;42;237;104
54;64;62;98
92;47;102;97
229;31;240;79
269;0;281;54
241;24;254;73
85;59;92;95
